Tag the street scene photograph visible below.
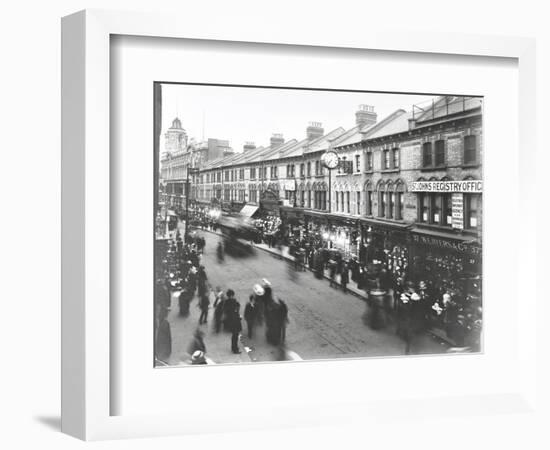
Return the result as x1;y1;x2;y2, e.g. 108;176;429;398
153;82;483;367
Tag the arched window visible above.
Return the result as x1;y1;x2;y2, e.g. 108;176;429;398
319;182;328;211
386;181;394;219
364;180;373;216
376;180;386;217
394;180;406;220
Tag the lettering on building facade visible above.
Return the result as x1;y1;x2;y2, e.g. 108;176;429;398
410;180;483;193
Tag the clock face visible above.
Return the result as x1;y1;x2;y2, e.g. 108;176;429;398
322;151;339;169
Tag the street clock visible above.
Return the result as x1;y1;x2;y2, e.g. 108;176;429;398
321;150;339;169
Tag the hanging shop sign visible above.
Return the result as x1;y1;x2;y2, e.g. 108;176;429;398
410;180;482;193
451;193;464;229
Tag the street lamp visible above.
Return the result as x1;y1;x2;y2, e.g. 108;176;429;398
185;165;200;242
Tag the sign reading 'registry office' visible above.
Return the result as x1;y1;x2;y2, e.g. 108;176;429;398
410;180;483;193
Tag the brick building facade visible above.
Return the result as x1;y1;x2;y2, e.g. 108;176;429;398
160;96;482;279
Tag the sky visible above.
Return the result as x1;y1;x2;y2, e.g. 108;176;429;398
160;83;438;152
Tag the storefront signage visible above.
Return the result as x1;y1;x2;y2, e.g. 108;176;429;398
410;233;482;256
410;180;482;193
451;193;464;229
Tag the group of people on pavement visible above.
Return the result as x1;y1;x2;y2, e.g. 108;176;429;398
211;279;289;351
155;226;292;365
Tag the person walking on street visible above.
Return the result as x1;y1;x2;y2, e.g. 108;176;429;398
187;328;206;356
155;307;172;363
178;284;193;316
224;289;242;354
213;286;226;333
216;241;224;263
340;263;349;293
279;299;289;344
197;265;208;300
244;295;258;339
198;290;210;325
328;259;337;288
252;283;265;325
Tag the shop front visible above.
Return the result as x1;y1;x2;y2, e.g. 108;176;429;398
280;206;305;242
407;228;482;346
323;214;361;260
408;228;482;296
358;218;410;280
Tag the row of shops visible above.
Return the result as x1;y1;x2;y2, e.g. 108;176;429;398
277;206;482;297
185;194;482;304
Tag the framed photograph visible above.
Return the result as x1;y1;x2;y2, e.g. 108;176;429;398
62;9;537;441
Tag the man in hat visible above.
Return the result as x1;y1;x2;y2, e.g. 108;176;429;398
187;328;206;356
396;292;414;354
418;280;432;328
244;295;258;339
253;283;265;325
224;289;242;354
191;350;207;365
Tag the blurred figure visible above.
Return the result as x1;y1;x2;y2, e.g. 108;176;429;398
252;283;265;325
328;259;337;288
216;241;224;263
198;290;210;325
275;345;302;361
340;262;349;293
244;295;258;339
155;307;172;363
396;292;414;354
213;286;226;333
191;350;207;365
178;286;193;316
279;299;289;344
224;289;242;354
187;328;206;356
287;258;297;281
197;265;208;300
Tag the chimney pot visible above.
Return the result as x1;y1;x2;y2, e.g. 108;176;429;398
356;104;377;127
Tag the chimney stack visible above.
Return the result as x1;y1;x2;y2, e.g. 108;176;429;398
243;141;256;152
306;121;324;140
356;104;377;127
270;133;285;148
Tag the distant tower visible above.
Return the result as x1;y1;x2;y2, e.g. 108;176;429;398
355;105;377;127
164;117;188;153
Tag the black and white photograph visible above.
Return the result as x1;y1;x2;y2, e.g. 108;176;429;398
153;83;483;367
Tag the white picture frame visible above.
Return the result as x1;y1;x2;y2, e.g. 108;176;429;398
61;9;538;441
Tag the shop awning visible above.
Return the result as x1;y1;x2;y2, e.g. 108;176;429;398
359;217;411;230
239;204;259;218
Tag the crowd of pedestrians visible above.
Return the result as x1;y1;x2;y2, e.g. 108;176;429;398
154;228;291;365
